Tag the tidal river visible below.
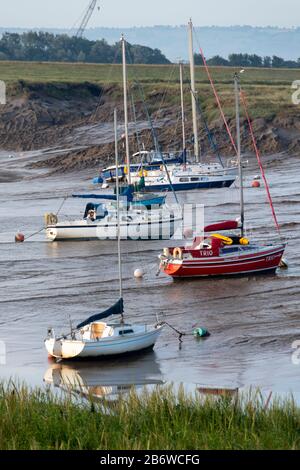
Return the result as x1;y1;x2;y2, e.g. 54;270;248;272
0;150;299;400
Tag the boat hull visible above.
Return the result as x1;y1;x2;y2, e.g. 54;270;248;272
45;326;164;360
46;215;182;241
142;177;236;192
162;245;286;278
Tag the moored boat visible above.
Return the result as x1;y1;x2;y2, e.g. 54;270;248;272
160;238;286;278
45;108;165;360
159;73;286;279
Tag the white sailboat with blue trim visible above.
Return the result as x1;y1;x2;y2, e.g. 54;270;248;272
45;110;164;360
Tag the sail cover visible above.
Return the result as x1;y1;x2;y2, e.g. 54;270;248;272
73;186;134;202
204;221;239;233
76;298;124;329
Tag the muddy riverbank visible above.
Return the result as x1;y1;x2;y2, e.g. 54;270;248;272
0;81;300;173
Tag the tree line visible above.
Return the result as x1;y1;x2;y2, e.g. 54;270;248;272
194;52;300;68
0;32;170;64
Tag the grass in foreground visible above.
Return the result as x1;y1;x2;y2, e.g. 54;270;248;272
0;382;299;450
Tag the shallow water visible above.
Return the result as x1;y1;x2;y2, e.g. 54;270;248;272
0;150;299;400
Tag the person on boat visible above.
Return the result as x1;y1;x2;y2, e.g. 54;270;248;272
84;203;97;221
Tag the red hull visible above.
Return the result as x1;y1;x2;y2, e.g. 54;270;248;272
163;245;285;278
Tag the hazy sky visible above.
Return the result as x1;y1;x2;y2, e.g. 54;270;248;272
0;0;299;28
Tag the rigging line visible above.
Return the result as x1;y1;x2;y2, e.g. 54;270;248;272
190;88;224;167
239;88;282;236
56;195;69;216
125;48;178;150
181;63;224;167
192;29;238;156
130;92;142;154
134;81;179;205
121;40;180;205
89;46;124;124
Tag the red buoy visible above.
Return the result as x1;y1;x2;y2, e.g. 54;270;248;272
15;233;25;243
252;180;261;188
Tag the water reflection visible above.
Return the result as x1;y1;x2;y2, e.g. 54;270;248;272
44;351;164;400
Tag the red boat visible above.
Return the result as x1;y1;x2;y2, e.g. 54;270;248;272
159;225;286;279
159;74;286;280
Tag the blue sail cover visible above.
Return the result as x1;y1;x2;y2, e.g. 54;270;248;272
77;298;124;330
73;186;135;203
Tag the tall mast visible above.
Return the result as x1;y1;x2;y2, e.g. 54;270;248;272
188;19;200;162
179;61;186;152
121;34;131;185
114;109;123;302
234;73;245;237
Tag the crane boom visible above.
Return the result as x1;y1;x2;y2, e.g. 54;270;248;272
76;0;98;38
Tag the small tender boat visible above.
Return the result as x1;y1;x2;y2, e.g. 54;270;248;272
45;107;165;361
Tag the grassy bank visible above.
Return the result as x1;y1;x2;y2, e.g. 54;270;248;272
0;383;299;450
0;61;299;85
0;61;297;122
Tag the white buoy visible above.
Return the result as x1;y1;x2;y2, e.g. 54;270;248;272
102;183;109;189
280;258;288;269
134;269;144;279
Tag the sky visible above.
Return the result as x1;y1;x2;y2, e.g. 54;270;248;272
0;0;299;29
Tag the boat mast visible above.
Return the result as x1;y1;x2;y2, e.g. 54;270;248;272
121;34;131;185
179;61;186;153
234;73;245;237
114;108;123;307
188;19;200;163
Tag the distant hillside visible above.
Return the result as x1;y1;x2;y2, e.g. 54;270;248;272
1;25;300;61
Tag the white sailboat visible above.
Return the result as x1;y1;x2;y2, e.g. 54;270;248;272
45;35;182;241
45;110;165;361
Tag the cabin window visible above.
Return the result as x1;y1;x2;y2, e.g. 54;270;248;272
191;177;199;182
119;329;134;336
179;178;189;183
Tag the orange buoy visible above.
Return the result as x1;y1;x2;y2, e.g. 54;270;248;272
252;180;261;188
15;233;25;243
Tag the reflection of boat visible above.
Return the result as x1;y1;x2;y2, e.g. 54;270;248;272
159;75;286;279
197;387;239;398
45;109;165;360
44;352;164;399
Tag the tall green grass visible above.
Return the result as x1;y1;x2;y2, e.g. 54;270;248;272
0;382;299;450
